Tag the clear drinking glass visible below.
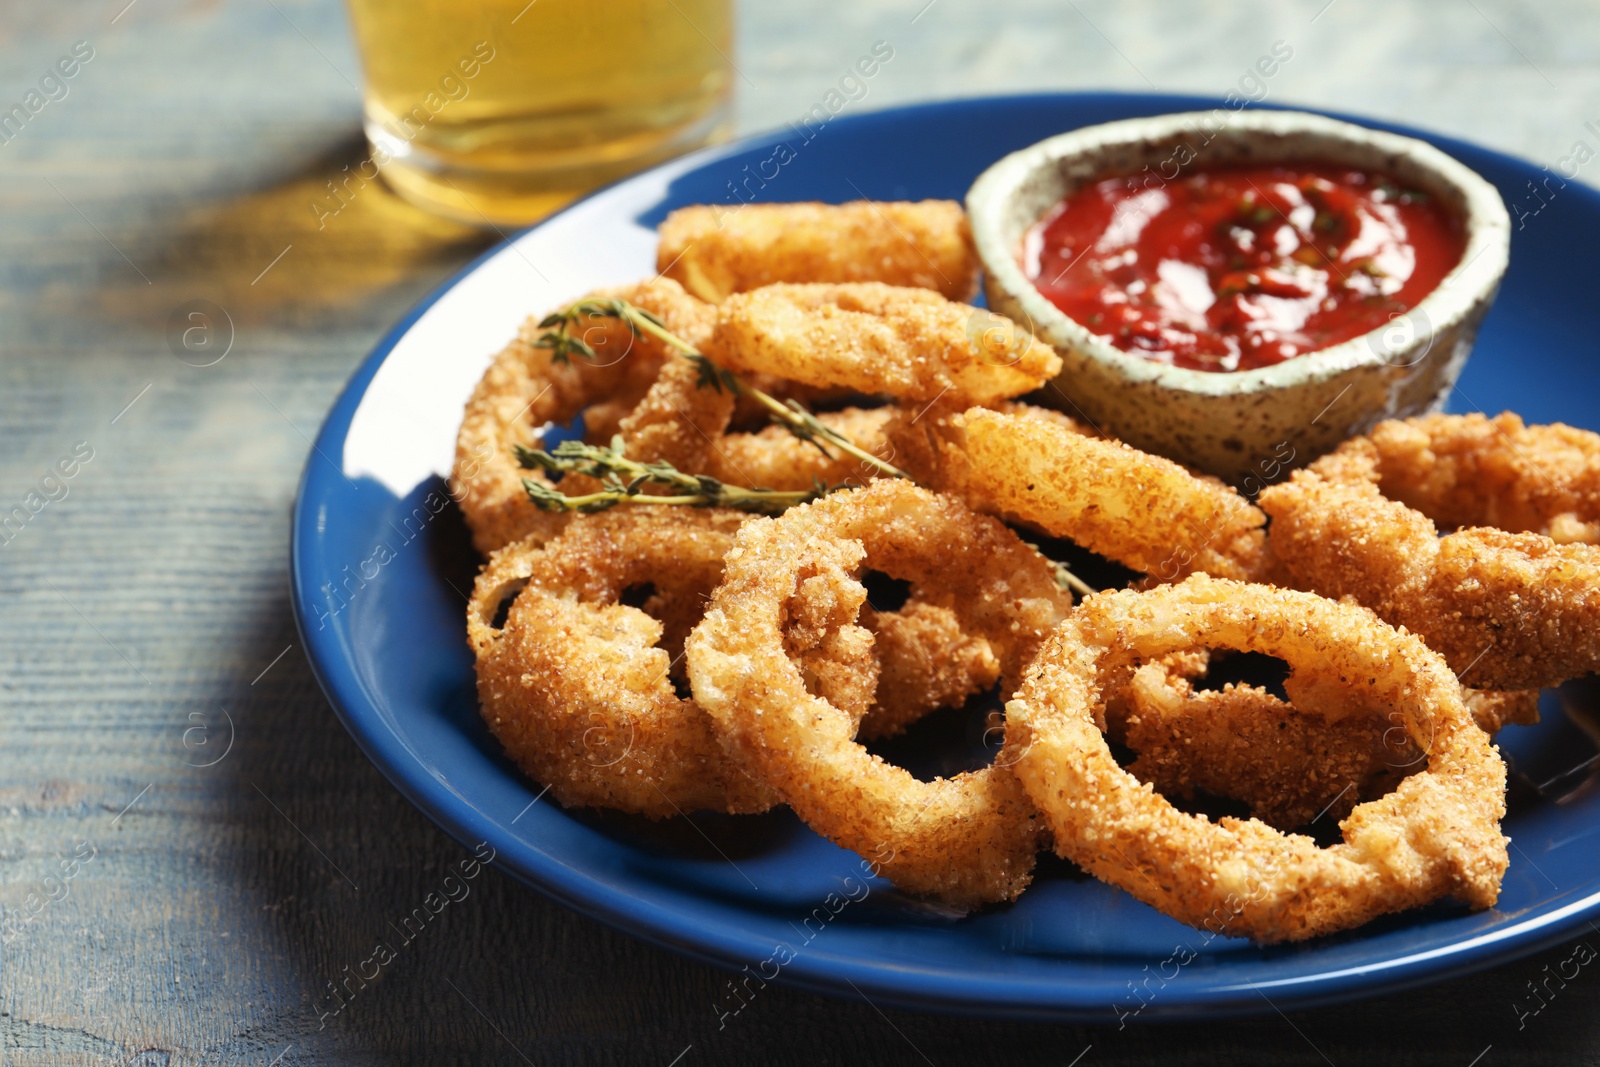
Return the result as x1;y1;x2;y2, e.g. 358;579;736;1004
344;0;734;226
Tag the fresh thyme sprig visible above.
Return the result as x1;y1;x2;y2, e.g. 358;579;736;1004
538;299;909;481
1020;540;1097;598
515;436;824;515
530;299;1095;597
533;298;654;364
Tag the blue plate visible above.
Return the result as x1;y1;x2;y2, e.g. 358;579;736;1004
291;93;1600;1022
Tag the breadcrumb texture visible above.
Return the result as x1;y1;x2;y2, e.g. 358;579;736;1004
946;406;1269;581
707;405;899;494
686;481;1072;908
858;600;1001;741
471;500;1011;815
470;508;775;817
1105;651;1533;832
657;200;979;303
707;283;1061;406
1260;413;1600;689
1005;575;1509;944
1106;650;1414;831
1363;411;1600;542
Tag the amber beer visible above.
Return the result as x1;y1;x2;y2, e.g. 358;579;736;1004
345;0;733;225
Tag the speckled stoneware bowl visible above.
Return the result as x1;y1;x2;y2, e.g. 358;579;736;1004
968;109;1511;485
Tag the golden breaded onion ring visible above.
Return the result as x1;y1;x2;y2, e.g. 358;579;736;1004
686;480;1073;908
706;283;1062;406
1260;420;1600;690
450;277;716;555
858;600;1001;741
708;405;899;494
1358;412;1600;543
657;200;979;303
470;508;776;817
919;405;1269;581
470;503;1010;815
608;346;906;499
1106;651;1415;832
1004;574;1509;944
1106;650;1537;832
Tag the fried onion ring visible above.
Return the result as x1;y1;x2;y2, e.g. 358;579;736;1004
1106;652;1413;831
706;283;1062;406
858;600;1001;741
657;200;979;303
470;500;1011;814
707;405;899;493
1106;653;1536;832
686;480;1072;907
1465;687;1542;734
1357;412;1600;543
909;405;1268;581
1260;420;1600;690
451;277;716;554
470;508;776;817
606;347;903;496
1004;574;1509;943
611;351;738;478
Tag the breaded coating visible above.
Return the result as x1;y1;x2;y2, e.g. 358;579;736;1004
1005;575;1509;944
1362;412;1600;542
687;481;1072;907
1463;687;1542;733
450;277;716;554
611;368;901;498
470;496;1016;816
942;405;1269;581
1261;434;1600;690
470;509;777;817
613;352;737;477
707;405;898;492
657;200;980;302
881;398;1097;492
1106;651;1536;833
858;601;1001;741
1115;669;1411;833
706;283;1061;406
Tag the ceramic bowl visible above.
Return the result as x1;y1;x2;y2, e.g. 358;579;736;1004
967;109;1511;484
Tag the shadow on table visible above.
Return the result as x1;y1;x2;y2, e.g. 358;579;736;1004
93;131;494;336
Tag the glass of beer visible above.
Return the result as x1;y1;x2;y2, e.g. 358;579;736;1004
344;0;734;226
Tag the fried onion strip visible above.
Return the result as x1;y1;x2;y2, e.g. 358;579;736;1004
706;283;1062;406
918;405;1269;581
657;200;980;303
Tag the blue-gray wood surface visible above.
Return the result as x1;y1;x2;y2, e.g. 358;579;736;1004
3;0;1599;1063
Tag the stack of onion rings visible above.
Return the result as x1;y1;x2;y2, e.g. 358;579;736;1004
470;507;774;817
450;201;1539;939
473;502;1026;818
686;480;1072;907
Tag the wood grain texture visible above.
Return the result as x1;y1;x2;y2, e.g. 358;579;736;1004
3;0;1600;1063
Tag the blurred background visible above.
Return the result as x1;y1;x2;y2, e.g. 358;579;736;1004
2;1;1599;1063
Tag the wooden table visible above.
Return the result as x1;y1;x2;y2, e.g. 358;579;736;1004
4;0;1598;1062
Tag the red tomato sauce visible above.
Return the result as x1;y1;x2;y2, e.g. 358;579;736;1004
1022;164;1466;371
